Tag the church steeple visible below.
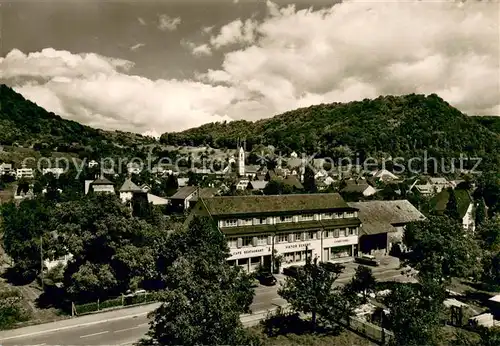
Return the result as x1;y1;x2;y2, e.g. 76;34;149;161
238;137;245;177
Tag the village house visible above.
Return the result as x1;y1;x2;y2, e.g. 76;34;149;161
247;180;268;191
371;169;399;182
341;180;377;197
88;160;98;168
428;177;450;193
16;164;34;179
348;200;425;256
431;188;475;232
191;193;362;273
0;163;13;175
85;176;115;194
42;167;64;177
127;162;142;175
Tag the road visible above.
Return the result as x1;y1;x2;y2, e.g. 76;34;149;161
0;261;409;345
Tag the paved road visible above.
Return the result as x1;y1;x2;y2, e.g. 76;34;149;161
1;261;408;346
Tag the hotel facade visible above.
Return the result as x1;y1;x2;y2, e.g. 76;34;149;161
193;193;362;273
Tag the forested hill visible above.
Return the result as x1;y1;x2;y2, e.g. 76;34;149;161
473;116;500;135
160;94;500;165
0;84;154;152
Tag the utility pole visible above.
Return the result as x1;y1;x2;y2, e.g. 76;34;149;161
40;235;44;291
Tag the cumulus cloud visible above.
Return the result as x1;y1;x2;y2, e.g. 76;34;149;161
192;44;212;57
1;0;498;136
210;19;258;48
157;14;181;31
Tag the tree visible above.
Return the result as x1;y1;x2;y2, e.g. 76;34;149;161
143;216;257;345
303;166;317;193
384;282;444;346
475;198;488;228
1;197;54;281
481;252;500;290
445;188;460;221
348;265;376;302
0;289;30;330
52;194;160;302
164;174;178;196
476;216;500;253
403;216;481;283
278;254;344;331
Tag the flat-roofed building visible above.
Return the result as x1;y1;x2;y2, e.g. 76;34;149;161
192;193;361;273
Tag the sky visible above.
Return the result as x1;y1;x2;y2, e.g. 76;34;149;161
0;0;499;137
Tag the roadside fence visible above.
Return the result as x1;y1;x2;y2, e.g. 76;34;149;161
72;291;161;316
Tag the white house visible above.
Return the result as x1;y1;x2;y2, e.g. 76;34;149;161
119;178;143;203
429;177;450;193
371;169;399;182
88;160;98;168
236;179;250;190
341;180;377;197
16;165;34;179
42;167;64;177
89;176;115;194
0;163;12;175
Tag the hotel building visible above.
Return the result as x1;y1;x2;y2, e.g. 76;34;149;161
193;193;362;273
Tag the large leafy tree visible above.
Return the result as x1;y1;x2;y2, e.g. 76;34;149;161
143;216;257;345
384;282;444;346
303;166;317;193
403;216;481;282
52;194;161;302
476;216;500;253
1;197;55;281
444;188;460;221
0;289;30;330
278;255;345;331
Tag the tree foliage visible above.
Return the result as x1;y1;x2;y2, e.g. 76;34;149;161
403;216;481;282
384;282;444;346
143;216;257;345
347;265;376;302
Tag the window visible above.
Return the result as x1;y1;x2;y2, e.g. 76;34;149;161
227;237;238;248
301;214;314;221
280;215;292;223
294;232;303;242
276;233;287;243
339;228;346;237
241;236;253;247
305;231;316;240
323;213;333;219
224;219;238;227
345;212;355;218
257;217;267;225
243;218;253;226
257;235;267;246
324;231;331;238
335;212;343;219
333;229;340;238
349;227;357;236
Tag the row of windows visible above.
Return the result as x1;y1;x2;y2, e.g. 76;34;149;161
221;211;357;228
227;228;358;248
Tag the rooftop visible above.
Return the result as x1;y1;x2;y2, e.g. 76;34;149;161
170;186;198;200
201;193;353;217
347;200;425;236
92;176;114;186
119;178;143;192
431;188;472;218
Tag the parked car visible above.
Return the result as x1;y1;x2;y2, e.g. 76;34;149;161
283;265;302;278
258;273;277;286
320;262;345;274
355;255;380;267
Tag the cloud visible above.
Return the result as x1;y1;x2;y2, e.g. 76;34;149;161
130;43;145;51
202;26;214;35
0;49;233;134
192;44;212;57
1;0;498;136
210;19;258;48
137;17;146;26
157;14;181;31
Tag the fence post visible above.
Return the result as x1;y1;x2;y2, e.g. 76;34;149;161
122;294;124;306
71;302;75;317
97;298;100;311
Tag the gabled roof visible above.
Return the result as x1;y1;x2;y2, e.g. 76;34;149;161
348;200;425;236
191;187;219;202
341;181;373;193
201;193;352;217
170;186;197;200
147;193;169;205
282;175;304;189
249;181;268;190
119;178;143;192
92;177;114;185
429;177;448;185
431;188;473;219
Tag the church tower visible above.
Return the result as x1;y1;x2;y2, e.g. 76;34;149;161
237;138;245;177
